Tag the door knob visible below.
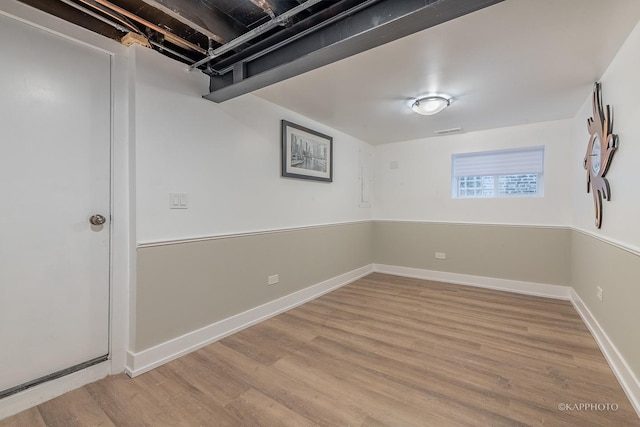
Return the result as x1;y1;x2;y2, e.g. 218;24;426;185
89;214;106;226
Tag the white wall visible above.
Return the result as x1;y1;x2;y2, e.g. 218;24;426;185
567;20;640;397
571;20;640;251
373;120;573;225
133;46;373;244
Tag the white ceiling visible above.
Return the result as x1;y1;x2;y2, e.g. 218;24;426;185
254;0;640;145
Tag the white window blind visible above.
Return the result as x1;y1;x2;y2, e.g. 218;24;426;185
452;146;544;178
451;146;545;198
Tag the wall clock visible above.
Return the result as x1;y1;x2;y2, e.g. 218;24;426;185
583;82;618;229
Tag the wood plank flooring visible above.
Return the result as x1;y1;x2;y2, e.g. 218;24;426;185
2;273;638;426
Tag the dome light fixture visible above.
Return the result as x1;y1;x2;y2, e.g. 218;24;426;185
411;95;452;115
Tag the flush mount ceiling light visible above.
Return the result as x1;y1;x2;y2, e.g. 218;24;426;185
411;95;451;115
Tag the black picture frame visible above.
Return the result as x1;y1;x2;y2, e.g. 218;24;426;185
281;120;333;182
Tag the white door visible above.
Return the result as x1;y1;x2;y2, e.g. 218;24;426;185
0;14;111;396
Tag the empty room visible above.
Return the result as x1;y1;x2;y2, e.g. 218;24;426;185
1;0;639;425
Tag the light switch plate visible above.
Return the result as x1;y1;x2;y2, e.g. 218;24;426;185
170;193;188;209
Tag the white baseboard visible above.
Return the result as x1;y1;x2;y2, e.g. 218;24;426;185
570;289;640;417
373;264;572;300
125;264;375;377
0;362;110;421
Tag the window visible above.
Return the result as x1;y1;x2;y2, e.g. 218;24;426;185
451;146;544;198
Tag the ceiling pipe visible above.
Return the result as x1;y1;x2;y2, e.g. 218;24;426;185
75;0;141;34
188;0;323;71
91;0;207;54
58;0;131;33
58;0;199;65
148;40;196;63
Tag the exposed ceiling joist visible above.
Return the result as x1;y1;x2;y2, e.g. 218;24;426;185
204;0;504;103
138;0;246;44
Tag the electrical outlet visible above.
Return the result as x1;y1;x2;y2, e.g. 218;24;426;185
435;252;446;260
268;275;279;286
597;286;603;302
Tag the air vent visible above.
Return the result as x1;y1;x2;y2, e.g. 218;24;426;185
434;127;463;136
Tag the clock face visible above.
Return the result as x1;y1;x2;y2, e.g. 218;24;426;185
591;134;601;175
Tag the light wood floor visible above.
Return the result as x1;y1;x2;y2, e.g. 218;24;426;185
2;273;638;426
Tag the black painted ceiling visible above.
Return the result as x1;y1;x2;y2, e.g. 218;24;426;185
19;0;503;101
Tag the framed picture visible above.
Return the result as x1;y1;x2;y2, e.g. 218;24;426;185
281;120;333;182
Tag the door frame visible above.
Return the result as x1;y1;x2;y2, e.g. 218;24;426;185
0;1;132;419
